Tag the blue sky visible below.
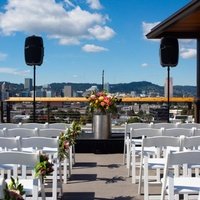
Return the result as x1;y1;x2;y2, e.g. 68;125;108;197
0;0;196;86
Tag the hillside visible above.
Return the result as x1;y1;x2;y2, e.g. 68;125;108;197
0;81;196;97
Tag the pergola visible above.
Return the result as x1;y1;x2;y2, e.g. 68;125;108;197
146;0;200;123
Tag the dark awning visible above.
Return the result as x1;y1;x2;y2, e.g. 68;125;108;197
146;0;200;39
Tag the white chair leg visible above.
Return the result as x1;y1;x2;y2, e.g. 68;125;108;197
144;156;149;200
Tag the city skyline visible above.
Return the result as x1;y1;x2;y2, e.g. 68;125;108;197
0;0;196;87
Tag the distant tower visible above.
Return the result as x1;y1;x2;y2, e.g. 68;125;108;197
24;78;32;91
164;77;173;97
63;85;72;97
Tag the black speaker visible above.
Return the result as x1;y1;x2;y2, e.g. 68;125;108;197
160;37;179;67
25;35;44;66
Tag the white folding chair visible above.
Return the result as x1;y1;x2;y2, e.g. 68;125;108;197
182;136;200;178
0;136;21;179
128;127;163;184
124;122;152;166
0;151;44;200
161;151;200;200
4;127;38;138
138;136;181;200
20;137;61;199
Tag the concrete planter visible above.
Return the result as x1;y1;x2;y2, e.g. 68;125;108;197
92;114;111;139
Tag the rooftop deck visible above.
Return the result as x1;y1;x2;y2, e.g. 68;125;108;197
61;153;161;200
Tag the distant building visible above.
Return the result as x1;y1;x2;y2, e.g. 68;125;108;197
63;85;72;97
164;77;173;97
46;91;52;97
24;78;32;91
104;82;110;92
1;82;9;100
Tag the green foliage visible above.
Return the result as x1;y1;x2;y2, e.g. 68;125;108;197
34;154;54;181
58;121;82;161
4;177;25;200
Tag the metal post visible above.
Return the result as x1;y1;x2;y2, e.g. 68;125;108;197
195;38;200;123
6;102;11;123
0;101;3;123
167;66;170;123
33;65;36;122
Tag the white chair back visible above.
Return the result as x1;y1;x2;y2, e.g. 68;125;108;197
38;128;64;137
0;123;20;129
5;128;38;138
47;122;69;130
20;122;48;129
21;136;58;151
177;122;200;129
151;122;178;129
193;128;200;136
0;136;20;151
162;127;194;137
130;127;163;138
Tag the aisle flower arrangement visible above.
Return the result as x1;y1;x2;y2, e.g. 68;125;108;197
34;153;54;182
87;91;121;114
4;177;25;200
58;121;81;161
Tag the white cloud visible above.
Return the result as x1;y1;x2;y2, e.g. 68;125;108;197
88;25;115;40
0;0;114;45
0;52;7;61
87;0;102;10
142;21;160;40
141;63;148;67
180;48;196;59
82;44;108;53
0;67;30;76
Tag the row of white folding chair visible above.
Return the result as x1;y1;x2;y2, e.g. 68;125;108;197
0;127;73;183
0;122;71;130
0;128;71;181
0;136;61;199
124;122;182;166
1;127;64;137
128;127;195;184
140;135;200;200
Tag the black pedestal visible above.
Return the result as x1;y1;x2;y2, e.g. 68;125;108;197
75;138;123;154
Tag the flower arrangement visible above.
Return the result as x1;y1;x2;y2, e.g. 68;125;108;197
4;177;25;200
58;121;81;161
34;154;54;182
87;91;121;114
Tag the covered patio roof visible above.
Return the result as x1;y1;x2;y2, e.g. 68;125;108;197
146;0;200;39
146;0;200;122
